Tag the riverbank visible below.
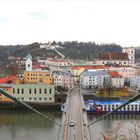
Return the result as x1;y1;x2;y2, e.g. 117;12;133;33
0;102;61;109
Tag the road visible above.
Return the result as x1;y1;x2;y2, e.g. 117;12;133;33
66;87;84;140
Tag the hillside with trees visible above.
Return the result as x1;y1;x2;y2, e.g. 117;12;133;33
57;41;122;59
0;41;139;62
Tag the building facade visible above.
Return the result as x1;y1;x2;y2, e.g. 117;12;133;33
130;73;140;90
0;84;13;102
109;66;137;79
107;71;124;88
24;70;53;85
53;71;74;89
122;47;135;65
80;70;109;88
12;84;55;103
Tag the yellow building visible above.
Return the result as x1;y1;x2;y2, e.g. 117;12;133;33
71;67;85;82
24;70;53;85
0;84;13;102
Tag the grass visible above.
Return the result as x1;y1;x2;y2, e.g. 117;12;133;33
97;89;128;98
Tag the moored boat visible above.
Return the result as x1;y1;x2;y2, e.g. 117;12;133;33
85;100;140;114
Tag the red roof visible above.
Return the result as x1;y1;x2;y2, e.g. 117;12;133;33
72;65;109;70
107;71;122;78
32;64;42;69
99;52;129;60
0;76;16;84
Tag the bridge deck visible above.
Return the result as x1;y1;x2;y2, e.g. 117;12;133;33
59;85;90;140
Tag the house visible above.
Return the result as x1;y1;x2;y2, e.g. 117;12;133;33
53;71;74;89
97;52;129;66
107;71;124;88
109;66;137;79
130;73;140;90
71;67;85;82
80;70;109;88
24;70;53;85
97;47;135;66
12;84;55;103
47;58;74;71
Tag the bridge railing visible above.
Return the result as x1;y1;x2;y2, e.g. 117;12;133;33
58;91;71;140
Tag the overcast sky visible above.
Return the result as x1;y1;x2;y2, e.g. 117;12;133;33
0;0;140;47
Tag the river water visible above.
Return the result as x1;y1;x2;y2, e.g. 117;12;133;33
0;109;140;140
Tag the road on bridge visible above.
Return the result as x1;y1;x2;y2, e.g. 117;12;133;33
66;86;84;140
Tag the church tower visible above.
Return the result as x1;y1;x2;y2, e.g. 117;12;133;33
122;47;135;66
26;53;32;71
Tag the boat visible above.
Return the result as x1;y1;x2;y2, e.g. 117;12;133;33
85;100;140;114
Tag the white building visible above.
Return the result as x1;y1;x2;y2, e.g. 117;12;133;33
122;47;135;66
109;66;137;79
130;73;140;90
107;71;124;88
12;84;55;103
80;70;110;88
47;58;74;71
97;47;135;66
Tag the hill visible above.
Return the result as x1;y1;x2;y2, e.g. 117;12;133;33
1;41;139;62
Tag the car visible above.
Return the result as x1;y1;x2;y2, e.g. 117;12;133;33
69;120;75;127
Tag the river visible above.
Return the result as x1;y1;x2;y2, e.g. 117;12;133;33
0;109;140;140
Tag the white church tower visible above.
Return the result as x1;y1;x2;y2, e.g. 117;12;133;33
26;53;32;71
122;47;135;66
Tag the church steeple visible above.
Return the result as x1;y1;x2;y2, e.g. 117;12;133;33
26;53;32;71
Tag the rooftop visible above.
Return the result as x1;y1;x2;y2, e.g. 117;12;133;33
99;52;129;60
82;70;108;77
107;71;122;78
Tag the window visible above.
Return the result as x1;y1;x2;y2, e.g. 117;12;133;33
50;89;52;94
17;89;20;94
34;89;36;94
128;105;130;111
29;89;31;94
135;105;137;110
22;88;24;94
13;88;15;94
34;98;37;100
39;98;42;100
131;105;133;110
29;97;31;100
39;89;41;94
108;105;110;110
22;98;24;100
44;89;47;94
49;97;52;100
44;98;47;100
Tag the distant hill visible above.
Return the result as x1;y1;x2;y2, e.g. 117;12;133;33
0;41;139;62
57;41;122;60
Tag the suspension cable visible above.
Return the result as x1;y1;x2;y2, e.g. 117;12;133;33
0;89;61;126
88;92;140;127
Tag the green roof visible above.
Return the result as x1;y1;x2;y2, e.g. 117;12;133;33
26;53;32;61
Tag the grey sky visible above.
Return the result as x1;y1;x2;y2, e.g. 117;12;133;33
0;0;140;47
